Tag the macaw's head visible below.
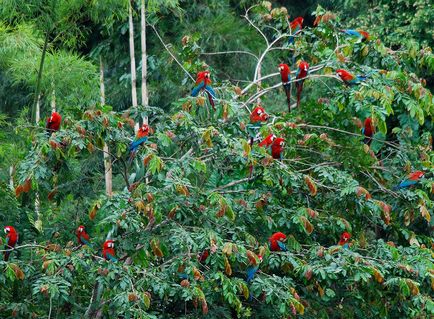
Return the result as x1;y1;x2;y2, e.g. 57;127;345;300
77;225;86;233
411;171;425;179
340;232;351;242
258;255;263;262
278;63;290;75
139;124;150;136
197;70;211;80
250;106;269;123
266;134;277;143
104;240;115;249
272;137;285;149
358;30;370;40
336;69;349;79
299;61;309;72
291;16;304;27
271;232;287;242
48;112;62;125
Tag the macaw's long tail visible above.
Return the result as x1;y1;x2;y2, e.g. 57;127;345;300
205;85;216;110
296;82;304;108
206;91;215;111
283;83;291;112
363;137;372;145
3;251;10;261
393;180;417;190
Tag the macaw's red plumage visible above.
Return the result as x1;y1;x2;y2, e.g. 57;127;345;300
191;70;217;110
129;124;150;163
258;134;276;147
336;69;366;85
394;170;425;190
271;137;285;160
250;106;269;124
269;232;287;251
288;17;304;44
3;226;18;261
340;29;370;42
46;112;62;135
75;225;90;246
338;232;351;247
198;250;209;263
296;61;309;108
409;171;425;180
102;240;118;262
279;64;292;111
362;117;375;145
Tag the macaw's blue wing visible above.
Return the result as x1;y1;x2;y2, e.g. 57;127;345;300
277;241;287;252
106;253;118;262
342;243;350;250
246;265;258;283
356;75;367;82
80;237;93;248
205;85;216;98
394;179;417;190
342;29;361;37
129;137;148;153
191;80;205;97
178;273;189;280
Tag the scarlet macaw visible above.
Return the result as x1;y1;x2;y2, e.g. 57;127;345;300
198;250;209;264
247;106;269;145
288;17;304;44
191;71;217;110
338;232;351;249
336;69;366;86
271;137;285;160
362;117;375;145
102;240;118;262
296;61;309;108
3;226;18;261
340;29;370;42
269;232;287;252
129;124;150;163
258;134;276;148
394;171;425;190
46;112;62;136
76;225;91;246
279;64;292;111
246;255;263;283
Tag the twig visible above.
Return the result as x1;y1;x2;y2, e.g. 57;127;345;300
213;177;253;191
200;51;258;60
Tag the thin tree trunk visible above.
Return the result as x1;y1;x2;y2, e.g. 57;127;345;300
140;0;148;125
9;166;14;190
35;94;41;123
100;56;113;197
128;0;139;131
33;32;49;123
257;65;262;104
51;83;56;112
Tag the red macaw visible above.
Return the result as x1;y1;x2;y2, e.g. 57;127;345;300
296;61;309;108
75;225;91;246
269;232;287;252
129;124;150;163
198;250;209;263
246;255;263;283
3;226;18;261
394;171;425;190
102;240;118;262
279;63;292;111
288;17;304;44
258;134;276;147
338;232;351;249
336;69;367;85
191;71;217;110
271;137;285;160
46;112;62;136
340;29;370;42
362;117;375;145
247;106;269;145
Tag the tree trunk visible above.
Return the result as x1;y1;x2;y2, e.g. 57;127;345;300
128;0;139;131
51;83;56;112
9;165;14;190
33;32;49;123
35;94;41;123
100;56;113;197
141;0;148;125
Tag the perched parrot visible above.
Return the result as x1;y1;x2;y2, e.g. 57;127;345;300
394;171;425;190
258;134;276;148
279;64;292;111
271;137;285;160
46;112;62;136
336;69;367;86
340;29;370;42
338;232;351;249
3;226;18;261
198;250;210;264
102;240;118;262
191;70;217;110
296;61;309;108
128;124;150;163
246;255;263;283
75;225;91;246
269;232;287;252
247;106;269;145
288;17;304;44
362;117;375;145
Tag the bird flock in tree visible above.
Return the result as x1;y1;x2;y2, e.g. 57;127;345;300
3;10;430;296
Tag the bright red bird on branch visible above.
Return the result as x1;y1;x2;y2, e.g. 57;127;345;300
102;240;118;262
338;232;351;248
279;64;292;111
191;70;217;110
269;232;287;252
76;225;91;246
3;226;18;261
46;112;62;136
288;17;304;44
362;117;375;145
271;137;285;160
296;61;309;108
258;134;276;147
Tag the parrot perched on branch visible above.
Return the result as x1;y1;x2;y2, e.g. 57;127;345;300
296;61;309;108
336;69;367;86
247;106;269;145
128;124;150;163
340;29;370;42
46;112;62;136
258;134;276;148
246;255;263;283
269;232;287;252
338;232;351;249
362;117;375;145
279;63;292;111
191;70;217;110
394;171;425;190
288;17;304;44
102;240;118;262
3;226;18;261
76;225;91;247
271;137;285;160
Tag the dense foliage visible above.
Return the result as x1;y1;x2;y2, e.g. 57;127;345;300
0;0;433;318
